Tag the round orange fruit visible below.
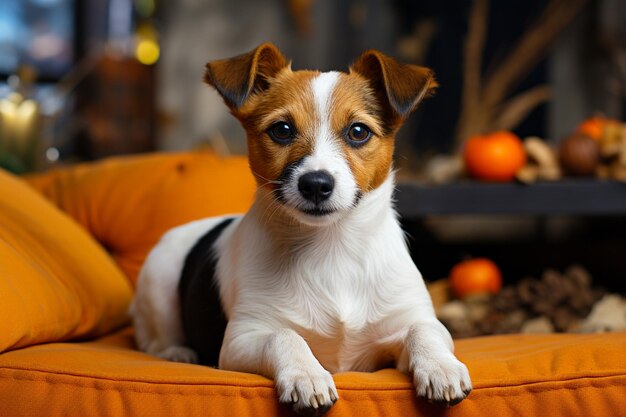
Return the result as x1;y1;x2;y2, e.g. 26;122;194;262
449;258;502;298
463;131;526;181
576;116;619;141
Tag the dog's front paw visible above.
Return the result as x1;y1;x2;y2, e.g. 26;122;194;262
412;354;472;406
156;346;199;364
276;366;338;416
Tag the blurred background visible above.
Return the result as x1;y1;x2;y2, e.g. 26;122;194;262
1;0;625;335
1;0;624;162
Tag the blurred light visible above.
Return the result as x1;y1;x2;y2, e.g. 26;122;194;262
17;99;38;120
46;147;60;162
0;94;39;148
0;93;24;119
0;98;18;120
136;38;159;65
0;0;74;76
30;33;66;60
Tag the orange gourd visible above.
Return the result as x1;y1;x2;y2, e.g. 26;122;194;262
576;116;619;141
449;258;502;298
463;131;526;181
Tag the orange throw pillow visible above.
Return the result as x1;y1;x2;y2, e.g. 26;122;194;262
26;151;256;286
0;169;133;354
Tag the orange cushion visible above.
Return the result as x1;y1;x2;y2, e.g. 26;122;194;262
0;329;624;416
26;151;256;286
0;169;132;354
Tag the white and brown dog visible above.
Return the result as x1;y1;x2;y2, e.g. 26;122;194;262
130;43;471;416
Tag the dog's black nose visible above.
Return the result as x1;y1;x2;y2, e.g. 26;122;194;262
298;171;334;204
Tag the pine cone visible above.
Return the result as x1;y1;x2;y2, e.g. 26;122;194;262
492;286;519;311
518;277;539;305
542;269;567;304
566;265;592;289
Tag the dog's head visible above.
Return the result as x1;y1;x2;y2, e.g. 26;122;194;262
205;43;436;226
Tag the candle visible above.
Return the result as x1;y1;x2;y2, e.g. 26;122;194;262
0;96;19;154
0;93;41;168
15;99;39;154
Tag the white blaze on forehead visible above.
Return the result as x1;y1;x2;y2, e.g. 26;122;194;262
312;71;340;117
280;71;359;221
309;71;341;171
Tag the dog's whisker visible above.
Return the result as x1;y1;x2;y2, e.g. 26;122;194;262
258;191;283;223
264;199;284;226
260;200;276;223
251;170;283;186
257;179;281;188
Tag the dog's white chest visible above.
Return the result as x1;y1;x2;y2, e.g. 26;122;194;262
217;191;422;374
282;264;405;373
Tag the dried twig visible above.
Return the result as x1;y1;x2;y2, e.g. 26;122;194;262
455;0;588;149
457;0;489;143
493;85;552;131
481;0;586;117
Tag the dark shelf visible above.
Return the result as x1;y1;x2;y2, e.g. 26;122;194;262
395;180;626;216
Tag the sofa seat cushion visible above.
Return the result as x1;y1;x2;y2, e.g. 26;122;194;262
0;329;624;417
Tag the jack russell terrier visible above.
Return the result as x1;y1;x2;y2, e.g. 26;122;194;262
130;42;471;416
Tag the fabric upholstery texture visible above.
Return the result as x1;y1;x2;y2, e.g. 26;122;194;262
26;151;256;286
1;151;624;416
0;169;132;355
0;328;624;416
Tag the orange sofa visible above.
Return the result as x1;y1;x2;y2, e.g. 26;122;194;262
1;151;624;417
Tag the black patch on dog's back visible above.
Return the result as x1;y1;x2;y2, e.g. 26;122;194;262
178;217;234;366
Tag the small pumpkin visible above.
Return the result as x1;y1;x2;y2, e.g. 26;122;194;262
576;116;619;141
559;134;601;176
463;131;527;181
449;258;502;299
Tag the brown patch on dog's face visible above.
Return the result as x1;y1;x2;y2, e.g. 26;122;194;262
235;69;322;187
236;69;400;194
328;72;397;192
205;44;436;202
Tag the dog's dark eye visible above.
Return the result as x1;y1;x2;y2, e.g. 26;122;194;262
268;122;295;144
347;123;372;145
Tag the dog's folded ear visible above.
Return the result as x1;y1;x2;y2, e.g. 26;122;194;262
350;50;437;124
205;43;289;109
